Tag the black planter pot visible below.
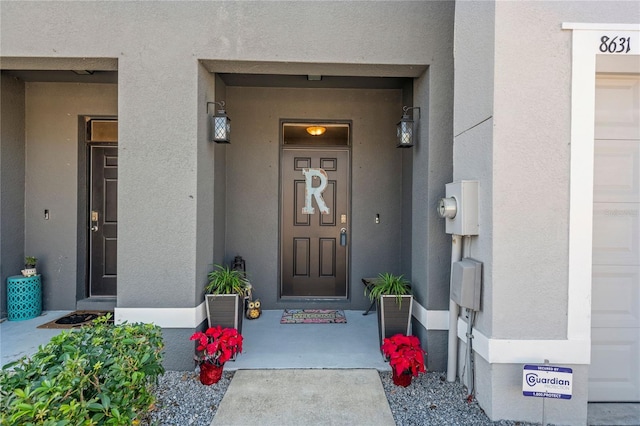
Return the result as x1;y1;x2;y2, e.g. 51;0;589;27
205;294;243;334
377;295;413;354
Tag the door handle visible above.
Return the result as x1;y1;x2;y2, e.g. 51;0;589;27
91;210;99;232
340;228;347;246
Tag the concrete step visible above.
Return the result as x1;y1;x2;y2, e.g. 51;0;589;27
76;297;116;311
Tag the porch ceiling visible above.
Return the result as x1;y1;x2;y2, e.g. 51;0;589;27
201;60;426;77
1;69;117;84
218;73;408;89
204;59;426;89
0;57;118;71
1;57;425;88
1;57;118;83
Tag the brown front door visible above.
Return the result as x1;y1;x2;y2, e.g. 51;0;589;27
281;148;350;298
89;146;118;296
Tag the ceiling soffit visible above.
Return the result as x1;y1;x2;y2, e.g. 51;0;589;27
204;60;426;89
0;58;423;89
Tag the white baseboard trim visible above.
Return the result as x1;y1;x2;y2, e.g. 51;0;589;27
411;300;449;330
455;317;590;365
114;302;206;328
411;300;590;365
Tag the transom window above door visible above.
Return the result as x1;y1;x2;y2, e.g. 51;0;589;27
282;122;350;146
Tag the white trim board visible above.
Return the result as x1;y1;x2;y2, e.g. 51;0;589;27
411;301;590;364
562;24;640;345
562;23;640;31
411;300;449;330
115;302;207;328
455;318;590;365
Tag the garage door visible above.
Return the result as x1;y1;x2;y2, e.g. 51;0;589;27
590;75;640;401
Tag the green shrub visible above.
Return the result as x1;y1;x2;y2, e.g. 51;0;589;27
0;315;165;425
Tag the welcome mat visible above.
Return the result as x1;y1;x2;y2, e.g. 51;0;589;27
280;309;346;324
37;311;113;329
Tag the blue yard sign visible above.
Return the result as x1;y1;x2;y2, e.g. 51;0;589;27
522;364;573;400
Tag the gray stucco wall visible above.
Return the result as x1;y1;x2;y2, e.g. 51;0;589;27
194;63;218;305
492;1;573;342
24;83;117;310
0;74;26;318
1;0;450;309
453;0;496;338
117;55;202;308
408;3;455;372
454;0;639;423
2;0;453;370
213;75;228;269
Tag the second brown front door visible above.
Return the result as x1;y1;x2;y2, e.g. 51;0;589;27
281;148;350;298
89;145;118;296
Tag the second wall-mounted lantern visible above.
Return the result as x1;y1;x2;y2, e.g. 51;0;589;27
207;101;231;143
396;106;420;148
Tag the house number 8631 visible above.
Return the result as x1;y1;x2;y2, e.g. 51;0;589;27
599;36;632;53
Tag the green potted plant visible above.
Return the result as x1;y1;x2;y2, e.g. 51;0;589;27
22;256;38;277
381;333;426;387
204;264;249;334
365;272;413;352
190;325;243;385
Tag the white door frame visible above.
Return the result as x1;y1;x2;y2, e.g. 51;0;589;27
563;23;640;360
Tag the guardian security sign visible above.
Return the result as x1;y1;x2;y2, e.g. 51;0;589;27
522;364;573;400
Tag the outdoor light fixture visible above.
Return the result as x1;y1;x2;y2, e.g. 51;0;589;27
306;126;326;136
396;106;420;148
207;101;231;143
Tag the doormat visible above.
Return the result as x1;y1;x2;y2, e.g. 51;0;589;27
37;311;113;329
280;309;346;324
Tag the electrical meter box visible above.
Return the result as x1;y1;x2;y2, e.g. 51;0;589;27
451;258;482;311
438;180;479;235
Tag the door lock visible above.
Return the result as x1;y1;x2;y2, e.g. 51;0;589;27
340;228;347;246
91;210;99;232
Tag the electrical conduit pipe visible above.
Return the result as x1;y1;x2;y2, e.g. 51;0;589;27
447;234;463;382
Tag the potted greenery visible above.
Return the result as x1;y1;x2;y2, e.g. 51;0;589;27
21;256;38;277
365;272;413;351
190;326;243;385
382;333;426;387
204;264;249;334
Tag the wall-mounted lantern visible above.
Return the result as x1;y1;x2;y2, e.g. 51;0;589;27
396;106;420;148
207;101;231;143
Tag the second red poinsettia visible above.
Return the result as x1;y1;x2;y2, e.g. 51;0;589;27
381;333;426;378
190;325;243;366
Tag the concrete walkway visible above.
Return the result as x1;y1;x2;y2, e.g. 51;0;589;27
1;310;72;366
587;403;640;426
210;369;395;426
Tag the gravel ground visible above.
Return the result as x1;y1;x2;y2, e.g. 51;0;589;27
142;370;234;426
143;370;539;426
380;371;538;426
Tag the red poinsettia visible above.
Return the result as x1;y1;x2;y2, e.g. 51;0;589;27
381;334;426;377
190;326;243;366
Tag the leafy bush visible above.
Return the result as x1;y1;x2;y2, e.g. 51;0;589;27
0;315;165;425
